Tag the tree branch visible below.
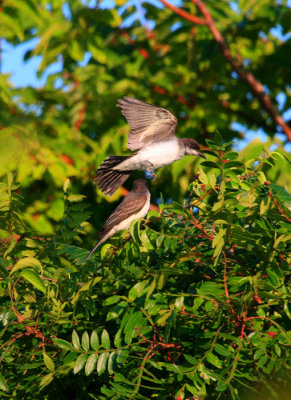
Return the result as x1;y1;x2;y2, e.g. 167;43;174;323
158;0;291;141
191;0;291;141
158;0;207;25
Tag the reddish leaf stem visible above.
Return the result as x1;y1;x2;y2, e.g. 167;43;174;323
158;0;291;141
75;102;86;131
269;193;291;222
191;0;291;141
158;0;207;25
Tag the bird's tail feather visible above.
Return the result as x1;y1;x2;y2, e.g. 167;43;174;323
86;241;101;259
86;237;103;259
94;155;132;196
86;227;111;259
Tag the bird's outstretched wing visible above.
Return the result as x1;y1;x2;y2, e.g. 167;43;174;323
117;97;178;151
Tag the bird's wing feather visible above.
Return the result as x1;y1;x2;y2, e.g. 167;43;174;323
101;191;148;235
117;97;177;151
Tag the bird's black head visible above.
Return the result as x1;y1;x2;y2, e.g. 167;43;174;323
181;138;206;159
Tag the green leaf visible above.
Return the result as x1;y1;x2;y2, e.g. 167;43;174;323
140;230;155;250
223;161;244;169
220;181;225;194
210;174;217;188
273;234;291;248
74;353;88;374
114;329;122;348
198;167;208;185
10;257;42;275
43;353;55;372
97;352;109;375
115;349;129;366
146;277;157;300
39;373;54;391
68;40;84;62
214;343;232;357
201;161;220;169
72;330;80;350
223;151;238;160
198;282;224;296
54;339;75;352
206;352;223;368
193;297;204;310
63;179;70;193
100;243;114;260
85;353;98;376
0;373;9;391
67;194;86;202
108;351;115;375
260;196;271;215
258;171;266;184
123;311;147;343
20;269;46;294
216;381;228;391
240;181;251;191
205;139;219;149
90;331;99;351
103;295;121;306
88;40;107;64
270;183;291;205
82;331;90;352
214;131;222;145
266;269;280;286
129;219;141;242
175;296;184;311
101;329;110;350
128;280;146;302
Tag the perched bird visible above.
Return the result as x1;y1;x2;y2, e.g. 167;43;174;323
95;97;206;196
87;179;150;259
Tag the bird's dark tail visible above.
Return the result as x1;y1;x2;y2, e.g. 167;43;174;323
94;155;132;196
86;236;103;259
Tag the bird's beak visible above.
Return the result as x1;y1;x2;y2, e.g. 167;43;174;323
198;152;206;159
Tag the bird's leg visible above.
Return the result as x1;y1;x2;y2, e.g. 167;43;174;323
143;161;157;180
145;170;157;180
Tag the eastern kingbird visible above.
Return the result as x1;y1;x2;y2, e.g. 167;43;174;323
95;97;206;196
87;179;150;259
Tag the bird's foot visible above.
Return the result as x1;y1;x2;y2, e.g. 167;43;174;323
145;170;157;180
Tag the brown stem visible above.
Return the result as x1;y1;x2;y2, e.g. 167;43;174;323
158;0;207;25
157;0;291;141
191;0;291;141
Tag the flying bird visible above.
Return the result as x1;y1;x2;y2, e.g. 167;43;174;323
87;179;150;259
95;97;206;196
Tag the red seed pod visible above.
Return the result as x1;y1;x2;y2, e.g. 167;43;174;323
61;154;74;166
253;294;262;304
268;331;276;338
139;49;149;59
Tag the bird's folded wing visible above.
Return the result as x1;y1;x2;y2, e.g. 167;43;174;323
101;191;148;235
117;97;178;151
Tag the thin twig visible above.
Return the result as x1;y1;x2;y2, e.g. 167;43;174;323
191;0;291;141
158;0;207;25
157;0;291;141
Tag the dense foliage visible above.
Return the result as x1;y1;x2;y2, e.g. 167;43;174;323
1;139;291;399
0;0;291;399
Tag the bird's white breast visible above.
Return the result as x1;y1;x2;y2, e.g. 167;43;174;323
138;139;182;170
